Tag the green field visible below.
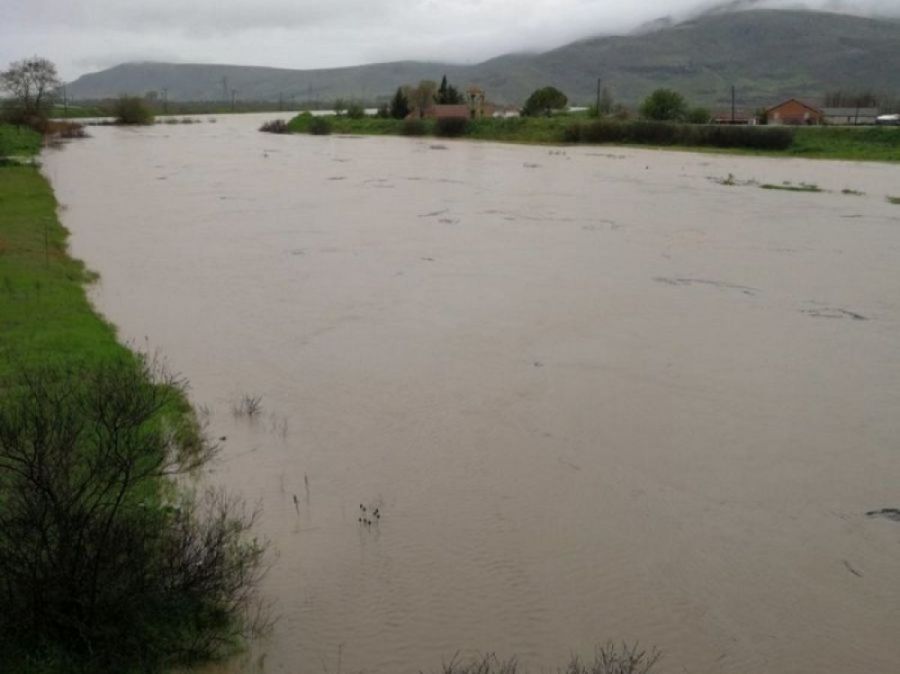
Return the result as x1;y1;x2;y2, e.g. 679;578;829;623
284;113;900;162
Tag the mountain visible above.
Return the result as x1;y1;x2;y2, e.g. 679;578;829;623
65;9;900;108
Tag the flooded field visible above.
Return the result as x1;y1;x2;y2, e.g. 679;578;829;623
42;114;900;674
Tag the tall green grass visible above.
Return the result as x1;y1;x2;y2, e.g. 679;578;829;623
0;124;42;157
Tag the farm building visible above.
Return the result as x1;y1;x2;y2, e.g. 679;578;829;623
822;108;880;125
766;99;823;125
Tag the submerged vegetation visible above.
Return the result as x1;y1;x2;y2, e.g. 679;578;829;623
438;642;661;674
0;142;266;672
760;181;824;192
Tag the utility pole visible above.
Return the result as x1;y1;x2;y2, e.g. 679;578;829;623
231;89;237;113
222;77;229;105
731;85;736;124
63;86;68;118
162;88;168;115
279;92;284;111
596;77;602;116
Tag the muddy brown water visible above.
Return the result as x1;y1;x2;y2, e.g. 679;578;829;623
42;115;900;674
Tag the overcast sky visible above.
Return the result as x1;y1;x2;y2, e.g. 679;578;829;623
2;0;897;80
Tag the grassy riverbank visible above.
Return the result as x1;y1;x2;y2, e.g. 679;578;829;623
0;165;124;374
0;126;264;674
285;113;900;161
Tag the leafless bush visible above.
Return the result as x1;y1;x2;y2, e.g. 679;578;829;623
431;643;660;674
563;642;661;674
260;119;289;134
0;359;267;671
233;393;263;418
441;653;519;674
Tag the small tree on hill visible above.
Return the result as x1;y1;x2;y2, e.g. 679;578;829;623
640;89;688;121
522;86;568;117
0;56;61;123
333;98;347;116
389;86;410;119
436;75;463;104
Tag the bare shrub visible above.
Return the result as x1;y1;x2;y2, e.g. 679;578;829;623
563;642;661;674
441;653;519;674
260;119;289;134
233;393;263;418
432;643;660;674
0;359;267;671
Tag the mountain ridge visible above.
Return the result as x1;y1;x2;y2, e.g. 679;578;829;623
66;9;900;108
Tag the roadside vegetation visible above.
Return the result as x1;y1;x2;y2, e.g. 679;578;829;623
0;107;266;671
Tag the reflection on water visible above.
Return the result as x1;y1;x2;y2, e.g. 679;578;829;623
43;114;900;674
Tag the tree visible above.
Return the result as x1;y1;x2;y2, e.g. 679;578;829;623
333;98;347;116
389;86;410;119
410;80;438;118
0;359;267;671
521;86;568;117
639;89;688;121
346;101;366;119
0;56;61;122
112;95;154;125
436;75;463;105
686;106;711;124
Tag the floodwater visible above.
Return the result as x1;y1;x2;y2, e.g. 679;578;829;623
42;114;900;674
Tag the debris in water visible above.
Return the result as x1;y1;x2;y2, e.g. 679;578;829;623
866;508;900;522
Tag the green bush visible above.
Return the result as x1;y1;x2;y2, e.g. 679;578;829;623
522;86;568;117
640;89;688;121
434;116;469;137
309;116;332;135
111;96;154;125
0;360;266;673
687;107;711;124
402;118;427;136
347;102;366;119
564;120;795;150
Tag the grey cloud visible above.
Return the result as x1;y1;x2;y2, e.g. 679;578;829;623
2;0;898;80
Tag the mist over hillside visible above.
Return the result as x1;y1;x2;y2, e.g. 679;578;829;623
65;9;900;108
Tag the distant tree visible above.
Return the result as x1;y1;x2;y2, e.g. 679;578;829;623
411;80;438;117
376;102;391;118
112;95;154;125
436;75;463;104
823;91;879;108
0;56;61;122
521;86;568;117
346;101;365;119
686;106;711;124
389;87;410;119
333;98;347;116
639;88;688;121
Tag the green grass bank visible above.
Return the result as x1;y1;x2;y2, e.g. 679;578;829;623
0;125;264;674
284;113;900;161
0;162;124;375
